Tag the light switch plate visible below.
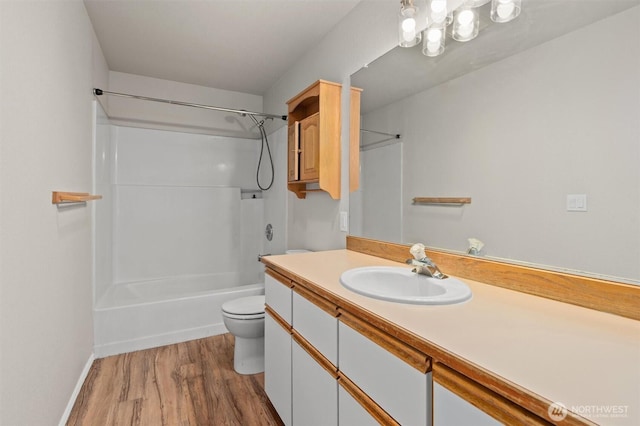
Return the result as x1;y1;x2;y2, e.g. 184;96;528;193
567;194;587;212
340;211;349;232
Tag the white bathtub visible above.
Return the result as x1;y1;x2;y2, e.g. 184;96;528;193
93;274;264;358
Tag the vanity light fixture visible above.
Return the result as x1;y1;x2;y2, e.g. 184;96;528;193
426;0;451;26
398;0;523;57
491;0;521;23
399;0;422;47
452;5;479;42
423;25;446;56
465;0;491;7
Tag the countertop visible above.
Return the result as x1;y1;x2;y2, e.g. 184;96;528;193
263;249;640;426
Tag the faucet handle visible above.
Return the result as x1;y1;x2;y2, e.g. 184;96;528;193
409;243;426;260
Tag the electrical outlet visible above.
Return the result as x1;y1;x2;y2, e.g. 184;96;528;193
566;194;587;212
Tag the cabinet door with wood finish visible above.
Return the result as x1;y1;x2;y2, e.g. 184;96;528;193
288;123;299;182
299;113;320;181
286;80;343;199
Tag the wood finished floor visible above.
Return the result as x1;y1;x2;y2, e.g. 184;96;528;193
67;334;284;426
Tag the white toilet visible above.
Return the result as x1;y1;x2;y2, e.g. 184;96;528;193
221;295;266;375
222;249;311;375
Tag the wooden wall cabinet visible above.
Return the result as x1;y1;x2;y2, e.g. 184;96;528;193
286;80;361;200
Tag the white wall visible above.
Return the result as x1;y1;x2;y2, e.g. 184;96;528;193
0;1;108;424
262;125;289;255
359;7;640;283
355;142;403;242
263;0;400;251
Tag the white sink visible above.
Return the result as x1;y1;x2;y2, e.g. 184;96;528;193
339;266;472;305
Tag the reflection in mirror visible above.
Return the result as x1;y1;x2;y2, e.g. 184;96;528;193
350;1;640;284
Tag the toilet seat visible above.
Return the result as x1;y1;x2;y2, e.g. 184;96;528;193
222;295;265;320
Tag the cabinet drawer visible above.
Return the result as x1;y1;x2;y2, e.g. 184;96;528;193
265;269;292;324
338;320;431;426
292;287;338;365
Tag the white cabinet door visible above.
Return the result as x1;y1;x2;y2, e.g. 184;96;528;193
292;291;338;365
265;313;292;426
292;340;338;426
339;321;431;426
338;386;380;426
265;272;292;324
433;382;501;426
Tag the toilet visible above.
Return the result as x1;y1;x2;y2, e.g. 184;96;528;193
222;295;266;375
221;249;311;375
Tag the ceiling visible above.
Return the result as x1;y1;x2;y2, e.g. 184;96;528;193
84;0;361;96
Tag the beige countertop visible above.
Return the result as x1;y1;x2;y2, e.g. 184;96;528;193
264;249;640;426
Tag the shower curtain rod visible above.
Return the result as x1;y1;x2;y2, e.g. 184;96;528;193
360;128;401;139
93;88;288;121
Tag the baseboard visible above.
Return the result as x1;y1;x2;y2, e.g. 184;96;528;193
94;322;229;358
59;352;95;426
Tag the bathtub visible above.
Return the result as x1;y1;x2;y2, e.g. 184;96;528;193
93;274;264;358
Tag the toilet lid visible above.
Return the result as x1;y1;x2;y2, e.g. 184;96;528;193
222;295;265;316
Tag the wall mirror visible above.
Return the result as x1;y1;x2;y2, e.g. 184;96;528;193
350;0;640;284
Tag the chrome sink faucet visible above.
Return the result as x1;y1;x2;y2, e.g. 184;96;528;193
406;243;448;279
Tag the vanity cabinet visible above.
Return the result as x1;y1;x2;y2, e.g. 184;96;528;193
265;268;340;425
261;245;639;426
286;80;361;200
265;266;431;426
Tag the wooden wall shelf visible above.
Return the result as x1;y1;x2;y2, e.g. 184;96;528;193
413;197;471;205
52;191;102;205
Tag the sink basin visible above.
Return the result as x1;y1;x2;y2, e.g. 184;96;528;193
339;266;472;305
